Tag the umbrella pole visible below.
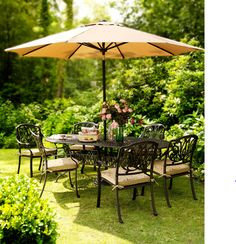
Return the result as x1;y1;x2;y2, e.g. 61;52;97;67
102;59;107;140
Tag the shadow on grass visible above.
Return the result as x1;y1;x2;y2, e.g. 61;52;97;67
53;170;204;244
0;150;203;244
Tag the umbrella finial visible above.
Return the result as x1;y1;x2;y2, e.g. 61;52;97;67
98;20;115;26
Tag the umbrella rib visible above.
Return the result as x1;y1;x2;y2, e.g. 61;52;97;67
148;42;175;55
68;44;83;59
114;42;125;59
82;42;101;51
106;42;115;49
107;42;127;50
97;42;103;49
22;44;51;56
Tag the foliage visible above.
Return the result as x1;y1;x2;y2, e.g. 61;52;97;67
193;163;204;182
0;0;204;179
0;0;60;104
0;174;57;243
116;0;204;47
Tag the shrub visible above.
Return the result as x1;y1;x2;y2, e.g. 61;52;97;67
0;175;57;243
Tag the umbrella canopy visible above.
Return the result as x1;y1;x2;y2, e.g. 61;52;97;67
5;20;203;138
5;21;201;59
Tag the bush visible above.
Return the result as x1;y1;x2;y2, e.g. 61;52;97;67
0;175;57;243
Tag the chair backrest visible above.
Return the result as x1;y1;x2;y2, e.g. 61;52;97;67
16;123;42;148
73;122;98;134
140;123;165;140
116;140;159;180
30;129;47;159
165;135;198;168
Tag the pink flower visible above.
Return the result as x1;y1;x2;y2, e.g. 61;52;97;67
120;99;126;104
102;108;107;114
128;108;133;113
111;120;119;129
101;115;106;120
114;104;120;110
106;113;112;119
122;106;129;112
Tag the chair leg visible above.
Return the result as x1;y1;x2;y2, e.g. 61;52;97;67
30;157;33;177
81;164;85;174
150;183;158;216
40;173;47;198
141;186;145;196
69;171;74;187
75;169;80;198
17;156;21;174
97;167;102;207
132;188;137;200
164;177;171;208
116;188;123;223
38;157;42;171
190;171;197;200
168;178;173;190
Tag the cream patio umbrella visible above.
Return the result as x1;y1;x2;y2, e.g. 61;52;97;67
5;20;202;139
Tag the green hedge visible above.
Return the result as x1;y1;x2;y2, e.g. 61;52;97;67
0;175;57;243
0;98;204;180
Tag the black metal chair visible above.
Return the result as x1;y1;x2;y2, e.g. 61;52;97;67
31;129;80;198
139;123;166;195
16;123;57;177
140;123;165;140
69;122;98;173
97;140;159;223
153;134;198;207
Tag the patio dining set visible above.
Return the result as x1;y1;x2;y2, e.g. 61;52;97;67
15;122;198;223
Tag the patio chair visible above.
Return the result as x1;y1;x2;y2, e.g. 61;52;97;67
69;122;98;173
140;123;165;140
16;123;57;177
31;129;80;198
139;123;166;195
153;134;198;207
96;140;159;223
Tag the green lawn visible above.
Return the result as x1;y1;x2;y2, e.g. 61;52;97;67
0;149;204;244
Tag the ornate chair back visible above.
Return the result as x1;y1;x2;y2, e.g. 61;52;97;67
116;140;159;182
16;123;41;148
140;123;165;140
164;134;198;172
30;130;47;162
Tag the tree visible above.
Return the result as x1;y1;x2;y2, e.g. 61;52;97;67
115;0;204;47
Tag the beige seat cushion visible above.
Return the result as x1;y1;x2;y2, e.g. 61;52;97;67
20;148;57;157
69;144;95;151
153;159;190;176
47;157;78;172
101;167;150;187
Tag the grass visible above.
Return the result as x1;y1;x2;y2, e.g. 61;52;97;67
0;149;204;244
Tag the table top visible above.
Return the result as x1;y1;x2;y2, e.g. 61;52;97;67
46;134;169;149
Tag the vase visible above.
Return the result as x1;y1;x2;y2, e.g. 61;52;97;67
115;126;124;142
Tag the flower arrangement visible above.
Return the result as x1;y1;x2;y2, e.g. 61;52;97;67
100;99;133;126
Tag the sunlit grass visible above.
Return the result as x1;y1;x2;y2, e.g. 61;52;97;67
0;149;204;244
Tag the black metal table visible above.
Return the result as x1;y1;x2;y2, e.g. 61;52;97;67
46;134;169;184
46;134;169;168
46;134;169;149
